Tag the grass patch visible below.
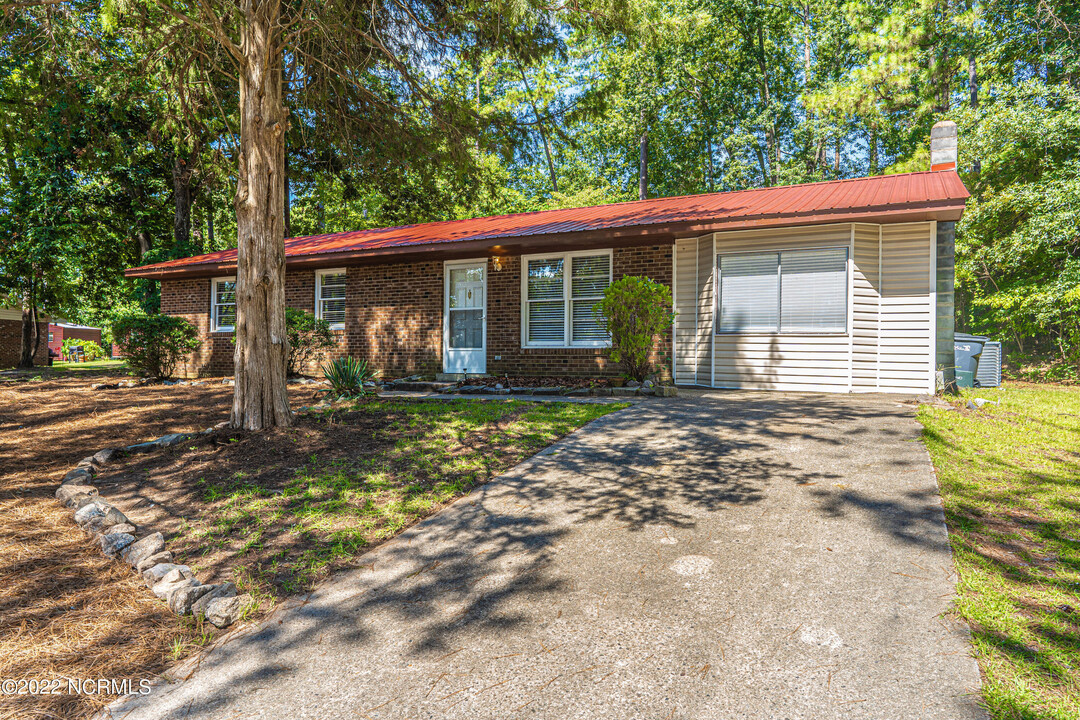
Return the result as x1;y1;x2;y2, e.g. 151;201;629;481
132;399;625;605
50;359;127;372
919;384;1080;720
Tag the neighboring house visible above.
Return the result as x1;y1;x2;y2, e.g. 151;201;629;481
48;322;104;357
127;123;967;394
0;308;50;368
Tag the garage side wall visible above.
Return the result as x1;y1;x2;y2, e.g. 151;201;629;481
672;222;936;394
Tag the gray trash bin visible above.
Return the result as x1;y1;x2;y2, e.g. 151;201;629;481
954;333;987;388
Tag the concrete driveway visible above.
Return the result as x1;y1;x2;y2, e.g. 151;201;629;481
106;392;985;720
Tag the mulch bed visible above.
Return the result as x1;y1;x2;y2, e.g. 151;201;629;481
0;368;308;720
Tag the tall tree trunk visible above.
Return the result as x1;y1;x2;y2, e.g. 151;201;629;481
969;53;980;176
232;1;292;430
515;60;558;193
638;107;648;200
207;203;215;247
755;25;776;185
173;153;197;254
283;138;291;238
869;122;878;175
18;278;38;369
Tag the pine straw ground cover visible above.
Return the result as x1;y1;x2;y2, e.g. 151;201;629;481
0;369;620;719
919;383;1080;720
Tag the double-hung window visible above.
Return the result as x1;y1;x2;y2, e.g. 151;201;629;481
523;250;612;347
717;248;847;334
211;277;236;332
316;269;347;330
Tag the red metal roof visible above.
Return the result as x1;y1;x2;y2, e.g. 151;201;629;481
127;170;968;278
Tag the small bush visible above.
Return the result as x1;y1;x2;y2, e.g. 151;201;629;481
286;308;337;376
322;356;379;397
597;276;675;382
113;314;200;380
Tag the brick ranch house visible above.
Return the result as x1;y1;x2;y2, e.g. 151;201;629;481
127;130;967;394
47;322;104;357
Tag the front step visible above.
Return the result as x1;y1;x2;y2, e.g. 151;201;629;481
390;381;457;392
435;373;489;382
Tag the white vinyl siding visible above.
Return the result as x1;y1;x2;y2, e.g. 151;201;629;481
316;269;347;330
673;222;936;394
210;277;236;332
522;250;612;347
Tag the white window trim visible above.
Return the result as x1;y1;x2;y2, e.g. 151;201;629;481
315;268;347;331
715;247;850;336
521;249;613;348
210;276;236;333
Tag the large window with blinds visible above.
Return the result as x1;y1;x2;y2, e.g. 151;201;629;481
522;250;613;346
210;277;236;332
316;269;347;330
717;248;848;333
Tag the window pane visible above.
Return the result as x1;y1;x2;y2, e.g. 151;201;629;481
719;254;779;332
319;273;346;300
780;248;847;332
215;280;235;306
216;304;236;329
528;300;564;343
572;299;606;342
449;267;484;309
571;255;610;298
527;258;564;301
321;299;346;325
449;309;483;348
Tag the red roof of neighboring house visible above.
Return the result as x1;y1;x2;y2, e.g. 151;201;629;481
126;170;968;278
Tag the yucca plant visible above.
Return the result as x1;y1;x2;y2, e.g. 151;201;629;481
321;356;379;397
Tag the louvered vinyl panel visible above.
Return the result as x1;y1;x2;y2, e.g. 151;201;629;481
880;223;933;393
851;224;881;391
696;236;714;386
673;239;699;383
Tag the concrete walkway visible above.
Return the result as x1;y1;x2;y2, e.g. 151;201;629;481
106;392;985;720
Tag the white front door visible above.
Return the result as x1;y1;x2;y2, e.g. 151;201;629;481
444;261;486;374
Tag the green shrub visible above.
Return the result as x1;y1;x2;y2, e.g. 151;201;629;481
113;313;200;379
61;338;106;360
322;356;379;397
597;276;675;382
286;308;337;376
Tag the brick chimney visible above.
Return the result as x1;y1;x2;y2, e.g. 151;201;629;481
930;120;958;171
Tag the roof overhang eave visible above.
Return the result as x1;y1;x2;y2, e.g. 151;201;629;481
125;200;967;280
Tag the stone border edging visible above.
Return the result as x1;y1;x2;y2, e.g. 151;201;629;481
54;424;253;628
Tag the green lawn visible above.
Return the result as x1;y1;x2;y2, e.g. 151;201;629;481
50;359;127;372
169;398;626;603
919;384;1080;720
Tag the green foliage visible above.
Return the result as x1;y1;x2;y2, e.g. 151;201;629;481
285;308;337;377
113;313;200;379
321;356;379;398
597;276;674;381
61;338;106;361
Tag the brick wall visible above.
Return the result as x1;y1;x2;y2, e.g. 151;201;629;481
487;244;673;378
0;318;50;368
160;242;674;379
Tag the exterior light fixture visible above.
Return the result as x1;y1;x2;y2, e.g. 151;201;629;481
492;256;504;272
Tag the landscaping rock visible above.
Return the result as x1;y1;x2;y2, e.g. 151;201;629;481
99;532;136;558
135;551;174;573
214;421;230;430
107;523;137;536
457;385;485;394
150;567;196;598
643;379;655;388
122;532;166;567
63;467;94;484
84;514;112;536
625;380;641;388
168;583;216;615
142;563;190;588
91;448;118;465
510;387;535;395
566;388;590;397
71;494;100;510
76;456;97;469
206;593;251;628
590;388;613;397
532;386;566;396
118;379;139;388
654;386;679;398
73;501;109;527
190;583;237;618
103;506;130;526
611;387;639;397
56;484;97;506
